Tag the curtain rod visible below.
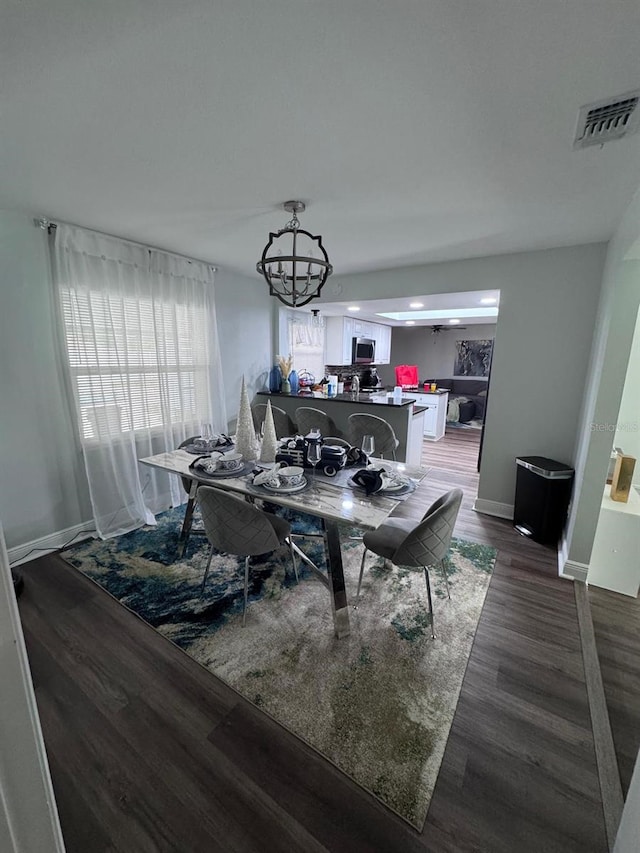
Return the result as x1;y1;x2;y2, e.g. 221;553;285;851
34;217;218;272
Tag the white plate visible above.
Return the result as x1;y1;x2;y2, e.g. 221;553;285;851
200;462;251;478
260;478;308;494
380;480;409;492
379;481;413;496
183;443;235;455
348;476;412;496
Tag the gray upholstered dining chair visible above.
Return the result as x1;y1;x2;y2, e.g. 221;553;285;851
251;403;295;439
295;406;340;438
197;485;299;625
356;488;463;638
348;413;399;460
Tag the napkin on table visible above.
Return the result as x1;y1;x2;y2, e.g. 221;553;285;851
252;462;284;488
351;464;406;495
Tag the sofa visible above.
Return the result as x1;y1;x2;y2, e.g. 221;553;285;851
433;378;488;423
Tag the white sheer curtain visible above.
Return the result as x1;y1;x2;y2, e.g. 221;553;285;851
288;312;326;382
51;223;227;538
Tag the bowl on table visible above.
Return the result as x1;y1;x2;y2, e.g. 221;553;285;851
279;466;305;487
217;452;243;471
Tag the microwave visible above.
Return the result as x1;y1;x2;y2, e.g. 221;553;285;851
352;337;376;364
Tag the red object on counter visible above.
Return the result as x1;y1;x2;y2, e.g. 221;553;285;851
395;364;418;388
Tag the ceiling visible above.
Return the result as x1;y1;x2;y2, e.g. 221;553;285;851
2;0;640;278
305;289;500;326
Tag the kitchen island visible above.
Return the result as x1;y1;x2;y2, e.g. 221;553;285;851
255;391;426;466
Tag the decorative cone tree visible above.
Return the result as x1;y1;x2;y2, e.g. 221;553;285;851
259;399;278;463
234;376;259;461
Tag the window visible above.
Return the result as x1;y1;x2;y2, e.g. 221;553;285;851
61;288;210;440
288;315;326;383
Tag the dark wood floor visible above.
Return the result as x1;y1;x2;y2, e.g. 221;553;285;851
17;433;608;853
590;584;640;796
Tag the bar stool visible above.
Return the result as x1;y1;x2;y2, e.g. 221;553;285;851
251;403;295;438
295;407;340;438
348;413;399;459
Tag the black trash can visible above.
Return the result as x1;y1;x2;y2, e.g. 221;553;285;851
514;456;574;545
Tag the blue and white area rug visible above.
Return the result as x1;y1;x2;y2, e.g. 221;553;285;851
64;506;496;829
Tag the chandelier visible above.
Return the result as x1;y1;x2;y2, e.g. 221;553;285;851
257;201;332;308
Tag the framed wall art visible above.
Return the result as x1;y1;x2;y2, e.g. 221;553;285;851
454;339;493;377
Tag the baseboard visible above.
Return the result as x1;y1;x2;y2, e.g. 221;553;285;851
574;581;624;848
473;498;514;520
560;558;589;583
8;521;96;568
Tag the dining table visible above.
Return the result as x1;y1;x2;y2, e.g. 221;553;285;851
138;450;431;639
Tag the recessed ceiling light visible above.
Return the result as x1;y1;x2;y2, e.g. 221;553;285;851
449;318;461;324
409;302;424;308
480;297;497;305
347;305;360;312
405;320;416;325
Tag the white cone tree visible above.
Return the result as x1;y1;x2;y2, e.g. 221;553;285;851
259;399;278;463
234;376;259;461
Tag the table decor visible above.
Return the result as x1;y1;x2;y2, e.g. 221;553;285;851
234;375;260;461
276;353;294;394
259;399;278;463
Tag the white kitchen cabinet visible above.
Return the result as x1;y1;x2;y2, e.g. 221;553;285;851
373;324;392;364
325;316;354;364
325;316;393;365
406;392;449;441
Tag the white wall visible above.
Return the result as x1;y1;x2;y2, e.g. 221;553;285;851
213;268;273;430
0;523;66;852
614;749;640;853
323;244;605;513
0;211;272;552
613;306;640;482
0;211;90;550
566;187;640;566
377;323;496;386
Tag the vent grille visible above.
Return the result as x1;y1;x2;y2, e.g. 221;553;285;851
573;91;640;149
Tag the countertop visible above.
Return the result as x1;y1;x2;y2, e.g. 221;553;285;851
257;390;423;409
394;388;450;396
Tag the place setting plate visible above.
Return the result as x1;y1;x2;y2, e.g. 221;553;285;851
347;475;415;497
182;442;235;455
197;462;253;479
258;477;309;495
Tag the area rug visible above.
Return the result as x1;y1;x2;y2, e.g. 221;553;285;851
63;506;496;829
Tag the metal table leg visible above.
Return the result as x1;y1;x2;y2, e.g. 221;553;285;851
178;481;198;558
322;518;350;639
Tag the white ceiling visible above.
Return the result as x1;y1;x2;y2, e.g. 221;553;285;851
305;289;500;326
2;0;640;277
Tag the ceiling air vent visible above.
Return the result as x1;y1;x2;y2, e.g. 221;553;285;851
573;91;640;150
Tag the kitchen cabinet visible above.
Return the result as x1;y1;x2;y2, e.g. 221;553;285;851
325;316;393;365
325;317;354;364
374;323;392;364
406;392;449;441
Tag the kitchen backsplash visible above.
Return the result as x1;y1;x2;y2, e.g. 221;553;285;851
324;365;373;381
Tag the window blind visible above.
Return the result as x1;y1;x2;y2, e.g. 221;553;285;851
61;289;210;440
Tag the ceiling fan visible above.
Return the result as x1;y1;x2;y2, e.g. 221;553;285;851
429;324;467;335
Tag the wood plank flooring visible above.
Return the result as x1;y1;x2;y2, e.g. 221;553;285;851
589;585;640;795
17;436;608;853
423;427;481;475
